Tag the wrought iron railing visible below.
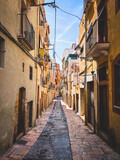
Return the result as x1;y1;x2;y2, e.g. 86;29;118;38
20;14;35;49
38;54;44;60
42;80;47;85
86;19;108;54
83;0;90;10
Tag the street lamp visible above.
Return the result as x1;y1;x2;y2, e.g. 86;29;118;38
75;45;82;55
75;45;93;62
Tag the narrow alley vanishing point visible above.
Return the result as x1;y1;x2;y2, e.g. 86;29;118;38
1;98;120;160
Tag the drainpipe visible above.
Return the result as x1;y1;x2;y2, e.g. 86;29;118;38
84;15;87;125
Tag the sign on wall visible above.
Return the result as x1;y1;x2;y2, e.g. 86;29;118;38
39;48;45;57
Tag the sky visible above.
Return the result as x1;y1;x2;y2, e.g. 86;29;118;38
44;0;83;69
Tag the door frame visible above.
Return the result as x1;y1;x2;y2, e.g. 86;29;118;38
88;81;94;126
17;87;26;137
97;62;109;134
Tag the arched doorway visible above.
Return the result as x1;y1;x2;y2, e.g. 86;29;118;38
17;87;26;137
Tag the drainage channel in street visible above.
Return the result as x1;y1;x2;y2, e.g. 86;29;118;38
23;98;73;160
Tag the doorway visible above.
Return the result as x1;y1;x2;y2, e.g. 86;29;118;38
36;85;39;119
99;85;108;133
73;94;75;110
88;82;94;126
27;101;33;129
98;63;109;134
75;94;79;113
17;87;26;137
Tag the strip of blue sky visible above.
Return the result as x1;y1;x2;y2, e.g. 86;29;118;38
44;0;83;69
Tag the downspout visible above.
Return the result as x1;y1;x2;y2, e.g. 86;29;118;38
35;4;39;122
84;15;87;125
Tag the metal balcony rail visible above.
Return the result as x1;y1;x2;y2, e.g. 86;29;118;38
84;0;91;10
38;54;44;60
29;0;38;6
86;18;108;54
19;14;35;49
42;80;47;85
39;19;45;27
39;4;44;19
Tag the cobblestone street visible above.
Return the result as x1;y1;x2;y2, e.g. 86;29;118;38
1;98;120;160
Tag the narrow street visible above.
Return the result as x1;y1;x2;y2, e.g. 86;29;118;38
23;98;72;160
1;98;120;160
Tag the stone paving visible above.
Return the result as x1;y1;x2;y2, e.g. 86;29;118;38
0;102;55;160
62;101;120;160
23;99;72;160
1;98;120;160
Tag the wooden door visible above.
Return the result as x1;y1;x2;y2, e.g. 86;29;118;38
76;94;79;113
27;101;33;128
17;87;26;136
36;86;39;119
29;101;32;127
99;85;108;133
88;82;94;126
73;94;75;110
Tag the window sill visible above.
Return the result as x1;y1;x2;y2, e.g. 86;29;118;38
113;105;120;114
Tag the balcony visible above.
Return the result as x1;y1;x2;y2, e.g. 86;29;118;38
18;15;35;51
39;23;45;38
22;0;28;9
37;54;45;66
44;36;49;43
42;80;47;85
86;19;110;59
28;0;38;6
83;0;95;13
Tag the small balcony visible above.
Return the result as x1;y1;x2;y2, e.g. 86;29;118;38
39;23;45;38
37;54;45;66
42;80;47;86
83;0;95;13
22;0;28;9
28;0;38;6
44;36;49;43
86;19;110;59
18;15;35;51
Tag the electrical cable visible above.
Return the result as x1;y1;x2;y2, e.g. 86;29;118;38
55;5;84;25
53;0;57;58
53;5;88;32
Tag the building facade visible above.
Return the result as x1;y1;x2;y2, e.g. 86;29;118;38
0;0;56;155
76;0;120;152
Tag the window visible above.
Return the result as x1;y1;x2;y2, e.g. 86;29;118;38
22;63;24;72
0;37;5;69
113;54;120;114
116;0;120;13
99;66;107;81
29;66;33;80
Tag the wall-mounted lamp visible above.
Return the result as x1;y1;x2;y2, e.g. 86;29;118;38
75;45;82;55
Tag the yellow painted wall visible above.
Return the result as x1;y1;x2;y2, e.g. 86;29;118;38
0;0;42;154
107;0;120;147
0;32;37;154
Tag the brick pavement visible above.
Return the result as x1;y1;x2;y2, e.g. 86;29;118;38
0;102;55;160
62;101;120;160
23;99;72;160
1;99;120;160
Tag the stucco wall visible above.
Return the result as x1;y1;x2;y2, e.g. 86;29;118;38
0;32;36;155
107;0;120;147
